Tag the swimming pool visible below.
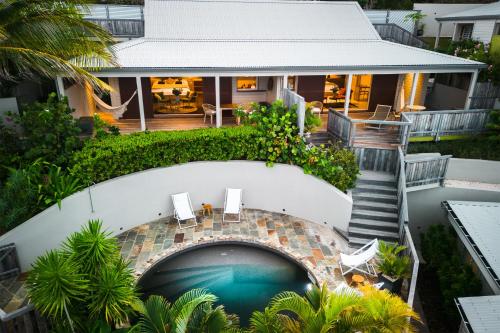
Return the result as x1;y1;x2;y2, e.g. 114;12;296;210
137;242;313;326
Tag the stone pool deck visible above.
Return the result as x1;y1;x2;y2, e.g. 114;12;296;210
0;209;352;317
117;209;349;288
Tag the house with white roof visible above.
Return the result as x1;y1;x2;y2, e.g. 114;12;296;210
435;1;500;45
59;0;485;133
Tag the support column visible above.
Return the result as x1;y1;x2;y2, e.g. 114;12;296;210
215;75;222;128
55;76;65;98
434;23;442;49
465;70;479;110
136;77;146;131
409;73;419;107
344;74;353;116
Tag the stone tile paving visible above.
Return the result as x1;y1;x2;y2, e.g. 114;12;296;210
0;209;351;314
117;209;349;288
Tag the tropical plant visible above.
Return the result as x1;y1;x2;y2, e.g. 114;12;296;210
135;290;240;333
40;163;84;209
26;250;89;332
94;114;120;139
26;220;139;331
304;107;322;133
377;241;411;280
0;0;115;91
8;93;83;166
251;283;419;333
420;225;482;323
358;285;421;333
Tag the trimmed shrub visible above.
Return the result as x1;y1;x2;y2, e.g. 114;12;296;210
71;126;261;184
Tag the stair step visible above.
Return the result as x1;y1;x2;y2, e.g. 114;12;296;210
356;179;396;187
351;209;398;222
353;200;397;213
352;192;397;204
349;218;398;231
348;227;399;241
353;184;397;196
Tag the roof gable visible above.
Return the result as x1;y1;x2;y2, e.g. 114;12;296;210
143;0;380;40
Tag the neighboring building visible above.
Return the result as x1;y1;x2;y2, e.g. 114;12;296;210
414;3;484;39
435;1;500;45
443;201;500;295
456;295;500;333
62;0;484;132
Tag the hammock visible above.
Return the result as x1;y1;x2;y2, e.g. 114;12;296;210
92;90;137;120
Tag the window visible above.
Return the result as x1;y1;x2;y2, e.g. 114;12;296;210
459;24;474;41
236;77;258;91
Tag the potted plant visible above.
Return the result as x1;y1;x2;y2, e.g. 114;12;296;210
233;105;247;126
376;241;411;294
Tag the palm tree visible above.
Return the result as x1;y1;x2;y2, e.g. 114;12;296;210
257;283;419;333
26;250;88;333
267;284;369;333
0;0;115;91
135;290;240;333
358;285;420;333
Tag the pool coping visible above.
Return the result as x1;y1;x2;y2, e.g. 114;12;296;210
135;238;320;287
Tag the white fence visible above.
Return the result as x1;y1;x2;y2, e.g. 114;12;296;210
282;88;306;136
0;161;352;272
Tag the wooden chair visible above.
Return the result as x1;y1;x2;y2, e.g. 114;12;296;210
308;101;323;116
202;103;216;124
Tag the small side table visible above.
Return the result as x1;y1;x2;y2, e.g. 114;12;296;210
351;274;365;287
406;105;426;112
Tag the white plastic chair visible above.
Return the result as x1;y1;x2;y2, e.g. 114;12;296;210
339;239;379;276
223;188;242;223
171;192;197;229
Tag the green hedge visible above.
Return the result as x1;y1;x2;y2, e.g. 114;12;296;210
71;127;261;183
71;125;358;191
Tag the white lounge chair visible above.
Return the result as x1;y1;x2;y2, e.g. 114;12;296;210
171;192;197;229
339;239;379;276
223;188;242;223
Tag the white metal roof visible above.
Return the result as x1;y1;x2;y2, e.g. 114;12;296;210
106;38;483;72
94;0;484;74
457;296;500;333
445;201;500;289
437;1;500;21
144;0;380;41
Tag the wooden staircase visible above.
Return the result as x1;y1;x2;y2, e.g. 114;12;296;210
348;171;400;248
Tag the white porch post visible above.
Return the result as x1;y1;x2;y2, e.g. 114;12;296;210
409;73;419;107
344;74;353;116
215;75;222;128
136;77;146;131
465;70;479;110
55;76;65;98
434;23;442;49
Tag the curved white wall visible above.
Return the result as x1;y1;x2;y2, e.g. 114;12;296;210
0;161;352;272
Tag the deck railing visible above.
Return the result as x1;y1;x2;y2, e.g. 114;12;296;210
403;109;491;141
395;147;419;307
327;109;412;150
86;18;144;37
373;23;426;48
405;154;452;188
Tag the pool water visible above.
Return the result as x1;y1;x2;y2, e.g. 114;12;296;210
138;243;312;326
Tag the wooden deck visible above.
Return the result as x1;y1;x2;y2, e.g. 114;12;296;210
97;112;239;134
